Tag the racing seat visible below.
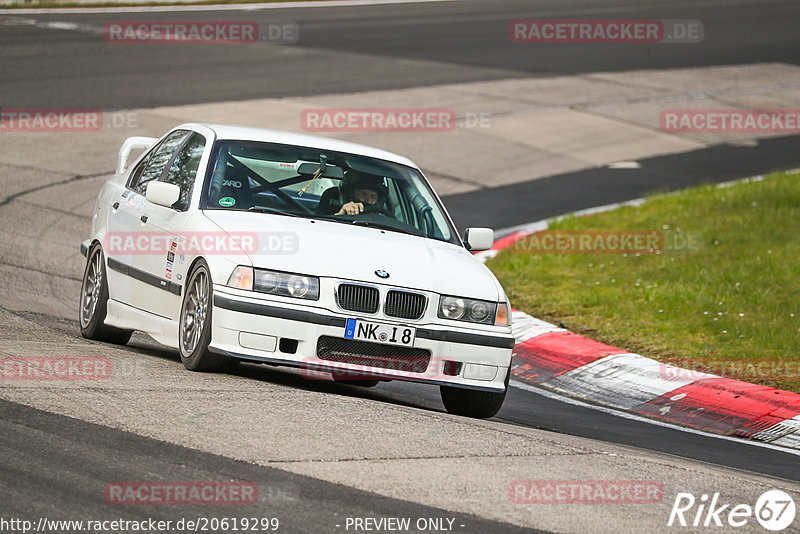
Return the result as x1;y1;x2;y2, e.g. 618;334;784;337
213;173;253;210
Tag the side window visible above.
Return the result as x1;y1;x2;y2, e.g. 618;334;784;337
128;130;190;195
162;133;205;210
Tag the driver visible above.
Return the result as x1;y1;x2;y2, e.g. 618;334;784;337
317;170;390;216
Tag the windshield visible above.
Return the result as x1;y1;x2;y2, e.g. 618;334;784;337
201;140;459;244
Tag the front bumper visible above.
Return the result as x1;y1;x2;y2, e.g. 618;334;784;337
209;288;514;392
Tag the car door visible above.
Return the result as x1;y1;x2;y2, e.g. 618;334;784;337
134;132;209;320
106;129;191;317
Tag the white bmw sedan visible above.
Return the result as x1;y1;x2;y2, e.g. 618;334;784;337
80;124;514;418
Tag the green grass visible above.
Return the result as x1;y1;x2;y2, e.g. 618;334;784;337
488;170;800;392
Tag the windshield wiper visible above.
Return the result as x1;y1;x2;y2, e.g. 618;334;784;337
349;219;422;237
248;206;300;217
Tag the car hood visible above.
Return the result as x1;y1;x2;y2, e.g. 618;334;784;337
202;211;503;301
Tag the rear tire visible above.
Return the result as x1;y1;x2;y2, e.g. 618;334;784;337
440;365;510;419
179;260;238;372
79;245;133;345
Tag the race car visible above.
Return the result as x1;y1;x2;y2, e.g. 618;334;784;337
79;123;515;418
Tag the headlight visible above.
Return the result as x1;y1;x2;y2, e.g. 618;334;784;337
227;266;319;300
440;296;465;319
438;295;499;325
286;274;313;298
255;269;319;300
256;270;280;293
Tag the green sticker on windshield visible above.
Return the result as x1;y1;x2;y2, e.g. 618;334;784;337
219;197;235;207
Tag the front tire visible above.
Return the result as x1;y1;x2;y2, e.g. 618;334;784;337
179;260;238;372
440;365;510;419
79;245;133;345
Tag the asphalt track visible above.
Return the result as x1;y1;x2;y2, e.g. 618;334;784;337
448;134;800;230
2;0;799;230
0;0;799;109
0;398;538;533
2;0;800;531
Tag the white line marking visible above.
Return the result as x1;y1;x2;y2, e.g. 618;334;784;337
36;20;104;33
509;380;800;456
607;160;641;169
41;20;79;29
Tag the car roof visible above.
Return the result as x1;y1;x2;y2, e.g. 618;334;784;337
182;123;419;169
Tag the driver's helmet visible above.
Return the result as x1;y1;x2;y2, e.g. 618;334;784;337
339;170;389;213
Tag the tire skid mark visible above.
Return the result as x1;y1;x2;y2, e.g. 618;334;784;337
0;169;112;208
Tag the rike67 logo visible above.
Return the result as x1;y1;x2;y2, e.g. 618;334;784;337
668;490;796;531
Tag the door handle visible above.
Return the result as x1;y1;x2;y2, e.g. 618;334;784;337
112;202;120;209
140;215;148;223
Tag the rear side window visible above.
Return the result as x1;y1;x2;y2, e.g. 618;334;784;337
162;133;206;210
128;130;190;195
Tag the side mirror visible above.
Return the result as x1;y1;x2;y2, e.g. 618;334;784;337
464;227;494;251
146;181;181;208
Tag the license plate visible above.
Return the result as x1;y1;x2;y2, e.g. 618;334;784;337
344;318;416;347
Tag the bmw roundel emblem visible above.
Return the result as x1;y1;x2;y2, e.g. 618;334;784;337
375;269;390;279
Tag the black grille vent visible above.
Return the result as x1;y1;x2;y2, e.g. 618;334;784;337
337;283;379;314
317;336;431;373
385;290;427;320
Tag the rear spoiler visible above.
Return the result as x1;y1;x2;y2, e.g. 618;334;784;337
117;136;157;175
